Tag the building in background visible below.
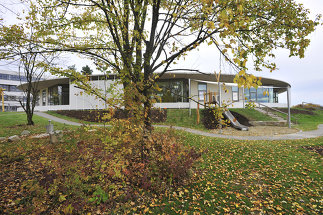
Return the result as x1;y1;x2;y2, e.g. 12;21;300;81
0;70;27;111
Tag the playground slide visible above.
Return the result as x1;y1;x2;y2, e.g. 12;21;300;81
223;110;249;131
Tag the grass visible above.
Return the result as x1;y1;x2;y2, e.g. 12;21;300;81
230;108;275;121
149;131;322;214
44;108;323;132
159;108;275;130
273;109;323;131
0;112;77;137
158;108;206;130
0;125;322;214
293;109;323;131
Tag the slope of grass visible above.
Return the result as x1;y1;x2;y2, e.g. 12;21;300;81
0;112;76;137
230;108;275;121
294;109;323;131
0;127;321;214
274;109;323;131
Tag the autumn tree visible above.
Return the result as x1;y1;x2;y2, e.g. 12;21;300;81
6;0;320;130
0;26;56;125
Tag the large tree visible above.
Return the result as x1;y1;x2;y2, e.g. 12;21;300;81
4;0;321;129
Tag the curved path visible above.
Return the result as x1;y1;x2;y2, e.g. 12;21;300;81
35;112;323;141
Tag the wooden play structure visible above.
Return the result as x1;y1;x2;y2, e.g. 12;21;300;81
0;88;4;112
196;90;217;125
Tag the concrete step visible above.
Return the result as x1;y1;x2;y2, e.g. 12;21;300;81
250;121;287;126
255;107;286;122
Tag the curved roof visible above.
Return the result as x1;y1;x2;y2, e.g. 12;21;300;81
158;72;290;88
18;72;290;93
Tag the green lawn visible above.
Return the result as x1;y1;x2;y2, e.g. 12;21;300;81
159;108;206;130
274;109;323;131
230;108;275;121
159;108;275;130
1;126;321;214
0;112;76;137
149;130;322;214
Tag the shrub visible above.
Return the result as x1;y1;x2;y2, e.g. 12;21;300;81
202;107;228;129
55;108;167;123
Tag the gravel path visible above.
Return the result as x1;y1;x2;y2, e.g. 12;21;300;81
35;112;323;141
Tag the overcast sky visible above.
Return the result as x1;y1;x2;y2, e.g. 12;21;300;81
1;0;322;106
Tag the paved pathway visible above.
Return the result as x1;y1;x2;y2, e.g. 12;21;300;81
34;112;323;141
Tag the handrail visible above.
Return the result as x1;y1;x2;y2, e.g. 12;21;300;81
256;103;288;116
255;102;299;123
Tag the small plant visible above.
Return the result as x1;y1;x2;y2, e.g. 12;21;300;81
245;101;256;109
89;186;109;205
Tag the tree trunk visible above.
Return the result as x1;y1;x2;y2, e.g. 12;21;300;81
25;93;34;125
143;89;152;132
26;111;34;125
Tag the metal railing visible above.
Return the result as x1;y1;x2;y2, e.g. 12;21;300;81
255;102;298;124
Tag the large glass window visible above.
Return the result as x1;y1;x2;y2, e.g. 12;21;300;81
198;83;207;101
48;84;69;105
232;86;239;101
156;79;189;103
244;87;276;103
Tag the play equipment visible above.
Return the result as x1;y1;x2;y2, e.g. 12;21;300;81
223;109;249;131
201;91;248;131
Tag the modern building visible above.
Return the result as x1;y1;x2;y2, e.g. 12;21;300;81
17;72;291;112
0;70;27;111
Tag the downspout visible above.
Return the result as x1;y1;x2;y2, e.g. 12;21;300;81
242;87;245;108
287;86;291;128
218;82;222;107
189;78;191;116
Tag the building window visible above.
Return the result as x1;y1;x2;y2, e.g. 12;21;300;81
42;90;46;106
156;79;189;103
48;84;69;105
0;84;9;91
244;87;277;103
0;74;9;80
232;86;239;101
198;83;207;101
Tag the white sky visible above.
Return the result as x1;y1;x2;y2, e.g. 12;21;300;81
1;0;322;105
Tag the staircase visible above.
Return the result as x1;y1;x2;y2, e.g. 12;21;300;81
252;107;287;126
255;107;286;121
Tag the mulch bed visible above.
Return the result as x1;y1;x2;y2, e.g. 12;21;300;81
230;111;252;126
55;109;167;123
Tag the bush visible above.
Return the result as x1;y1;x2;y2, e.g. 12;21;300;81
0;125;201;213
202;108;251;129
55;108;167;123
126;129;202;192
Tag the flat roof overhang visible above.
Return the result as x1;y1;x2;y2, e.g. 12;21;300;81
18;77;69;91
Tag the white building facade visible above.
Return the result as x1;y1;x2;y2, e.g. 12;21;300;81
18;72;290;111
